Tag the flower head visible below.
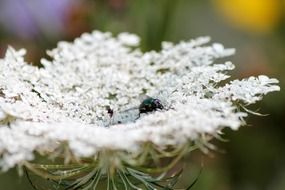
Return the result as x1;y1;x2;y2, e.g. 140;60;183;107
0;31;279;189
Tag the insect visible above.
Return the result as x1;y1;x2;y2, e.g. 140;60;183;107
105;97;165;126
139;97;164;114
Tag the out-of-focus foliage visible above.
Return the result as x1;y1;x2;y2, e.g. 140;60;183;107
0;0;284;190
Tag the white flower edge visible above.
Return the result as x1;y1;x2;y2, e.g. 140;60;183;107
0;31;280;171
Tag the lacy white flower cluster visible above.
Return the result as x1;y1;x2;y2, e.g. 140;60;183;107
0;31;279;171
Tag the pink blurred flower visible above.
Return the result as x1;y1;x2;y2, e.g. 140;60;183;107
0;0;77;39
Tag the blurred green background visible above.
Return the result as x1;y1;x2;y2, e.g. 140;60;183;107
0;0;284;189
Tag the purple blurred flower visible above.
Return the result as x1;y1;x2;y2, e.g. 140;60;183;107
0;0;77;39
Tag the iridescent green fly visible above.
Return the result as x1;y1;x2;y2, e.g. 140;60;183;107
138;97;164;114
105;97;165;125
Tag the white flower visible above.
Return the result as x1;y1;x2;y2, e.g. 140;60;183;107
0;31;279;171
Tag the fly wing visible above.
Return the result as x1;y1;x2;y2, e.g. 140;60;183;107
120;106;138;112
138;94;150;102
112;108;140;125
